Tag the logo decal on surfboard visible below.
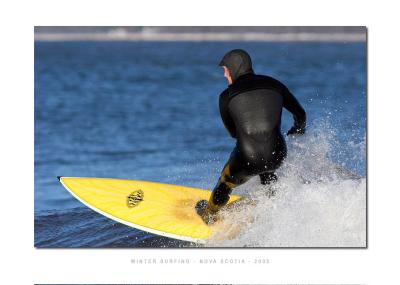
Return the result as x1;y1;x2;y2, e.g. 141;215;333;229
127;189;144;208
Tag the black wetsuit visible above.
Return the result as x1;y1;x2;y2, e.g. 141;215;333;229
208;49;306;211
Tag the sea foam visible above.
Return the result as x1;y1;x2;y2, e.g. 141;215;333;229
206;121;366;247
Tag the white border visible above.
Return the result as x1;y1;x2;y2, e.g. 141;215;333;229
1;0;400;284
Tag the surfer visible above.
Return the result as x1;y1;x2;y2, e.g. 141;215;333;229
197;49;306;224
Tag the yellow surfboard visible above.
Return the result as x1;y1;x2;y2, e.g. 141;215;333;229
58;177;241;244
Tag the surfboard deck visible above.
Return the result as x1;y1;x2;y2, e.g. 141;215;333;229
58;177;241;244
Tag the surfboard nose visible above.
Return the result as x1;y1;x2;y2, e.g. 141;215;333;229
57;176;62;181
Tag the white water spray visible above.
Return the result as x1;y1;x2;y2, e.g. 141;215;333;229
207;121;366;247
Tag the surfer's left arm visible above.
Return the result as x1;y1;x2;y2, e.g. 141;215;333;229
282;87;306;135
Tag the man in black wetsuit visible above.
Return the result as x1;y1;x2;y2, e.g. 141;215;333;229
196;49;307;224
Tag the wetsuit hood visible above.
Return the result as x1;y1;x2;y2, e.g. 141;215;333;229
219;49;254;83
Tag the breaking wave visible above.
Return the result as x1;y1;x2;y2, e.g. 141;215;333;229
207;120;366;247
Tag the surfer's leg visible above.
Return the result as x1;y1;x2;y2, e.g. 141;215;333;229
213;154;254;202
259;171;278;198
210;149;254;208
208;163;237;211
197;148;252;224
258;142;286;186
197;165;239;225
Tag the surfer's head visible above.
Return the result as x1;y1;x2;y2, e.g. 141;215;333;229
219;49;254;84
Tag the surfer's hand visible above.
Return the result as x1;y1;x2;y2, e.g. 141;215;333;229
287;126;305;136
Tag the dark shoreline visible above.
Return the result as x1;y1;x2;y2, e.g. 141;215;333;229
34;26;366;42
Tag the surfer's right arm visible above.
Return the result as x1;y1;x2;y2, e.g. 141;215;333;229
219;90;237;138
282;86;306;135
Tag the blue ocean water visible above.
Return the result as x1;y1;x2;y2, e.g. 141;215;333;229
34;41;366;247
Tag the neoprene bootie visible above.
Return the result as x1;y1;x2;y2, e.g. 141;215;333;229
195;199;220;225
